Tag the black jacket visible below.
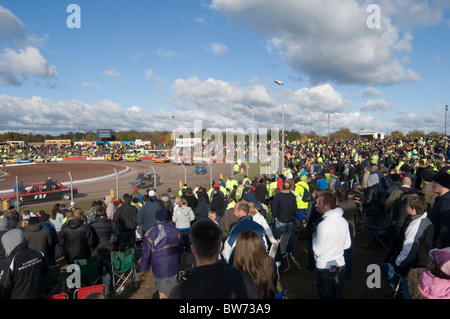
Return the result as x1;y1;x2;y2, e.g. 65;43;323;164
169;261;261;299
58;218;98;264
89;216;119;253
362;184;385;217
24;223;55;265
114;202;138;232
210;192;225;217
271;191;297;223
0;242;48;299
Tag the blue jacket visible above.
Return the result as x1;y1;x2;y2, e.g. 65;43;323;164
140;221;181;279
221;215;267;264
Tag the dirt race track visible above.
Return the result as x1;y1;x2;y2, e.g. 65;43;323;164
0;160;234;202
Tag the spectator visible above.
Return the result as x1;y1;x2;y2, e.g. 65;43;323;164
0;218;9;259
407;247;450;299
140;208;181;298
219;207;239;242
193;195;210;222
169;219;261;299
137;194;160;237
104;195;116;220
49;205;64;234
362;173;386;249
232;230;277;299
336;187;358;278
429;172;450;249
0;229;48;299
87;200;102;224
114;193;138;252
221;200;267;264
248;202;277;246
23;216;54;265
58;208;98;264
210;186;225;222
89;207;119;262
271;180;297;254
381;194;435;299
313;190;351;299
172;198;195;256
182;187;198;210
420;170;438;213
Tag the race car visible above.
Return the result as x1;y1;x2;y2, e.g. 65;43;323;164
0;181;78;207
129;173;161;188
153;155;170;163
195;163;207;174
125;153;142;162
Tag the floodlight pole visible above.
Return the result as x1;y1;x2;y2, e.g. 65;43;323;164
275;80;285;174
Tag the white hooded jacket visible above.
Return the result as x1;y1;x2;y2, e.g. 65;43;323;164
312;207;351;269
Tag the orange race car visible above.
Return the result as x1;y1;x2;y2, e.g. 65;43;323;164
153;155;170;163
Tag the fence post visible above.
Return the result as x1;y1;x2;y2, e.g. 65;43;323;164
68;172;73;201
151;166;157;189
114;168;119;199
206;162;212;186
15;175;20;212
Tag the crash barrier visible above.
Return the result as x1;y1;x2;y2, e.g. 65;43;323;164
0;166;129;213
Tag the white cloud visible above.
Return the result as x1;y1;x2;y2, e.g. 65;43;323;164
82;82;103;90
358;98;394;112
145;69;153;80
209;42;228;55
362;87;383;97
289;84;351;113
0;46;57;86
211;0;423;85
155;48;178;58
102;68;122;79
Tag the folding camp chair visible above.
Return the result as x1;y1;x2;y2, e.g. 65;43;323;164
73;255;102;286
110;248;139;294
366;214;391;251
73;284;105;299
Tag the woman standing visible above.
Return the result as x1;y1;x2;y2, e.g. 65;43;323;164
233;230;277;299
172;198;195;255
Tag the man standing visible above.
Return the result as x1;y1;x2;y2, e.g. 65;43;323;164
429;172;450;249
114;193;138;252
221;200;267;264
140;208;181;297
58;208;98;264
0;229;48;299
271;181;297;254
313;191;351;299
137;194;160;237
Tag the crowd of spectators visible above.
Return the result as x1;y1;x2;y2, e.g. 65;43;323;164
0;135;449;299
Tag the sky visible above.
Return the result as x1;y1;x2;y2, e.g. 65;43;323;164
0;0;450;137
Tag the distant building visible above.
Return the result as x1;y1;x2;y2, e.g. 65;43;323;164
358;128;384;140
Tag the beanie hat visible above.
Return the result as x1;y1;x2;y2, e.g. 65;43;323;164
155;208;168;221
432;172;450;189
148;190;156;197
422;170;435;183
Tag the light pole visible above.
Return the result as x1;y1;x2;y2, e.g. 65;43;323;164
445;104;448;136
248;105;255;145
274;80;285;173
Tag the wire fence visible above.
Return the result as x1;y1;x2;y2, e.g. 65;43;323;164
0;166;126;213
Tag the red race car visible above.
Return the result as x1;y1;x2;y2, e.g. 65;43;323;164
0;180;78;207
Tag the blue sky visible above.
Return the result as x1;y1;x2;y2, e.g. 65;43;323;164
1;0;450;136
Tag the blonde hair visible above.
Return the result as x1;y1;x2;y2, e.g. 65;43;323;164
233;230;276;298
208;211;216;221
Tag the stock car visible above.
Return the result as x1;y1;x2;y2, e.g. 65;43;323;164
0;181;78;207
195;163;207;174
125;153;142;162
153;155;170;163
129;173;161;188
